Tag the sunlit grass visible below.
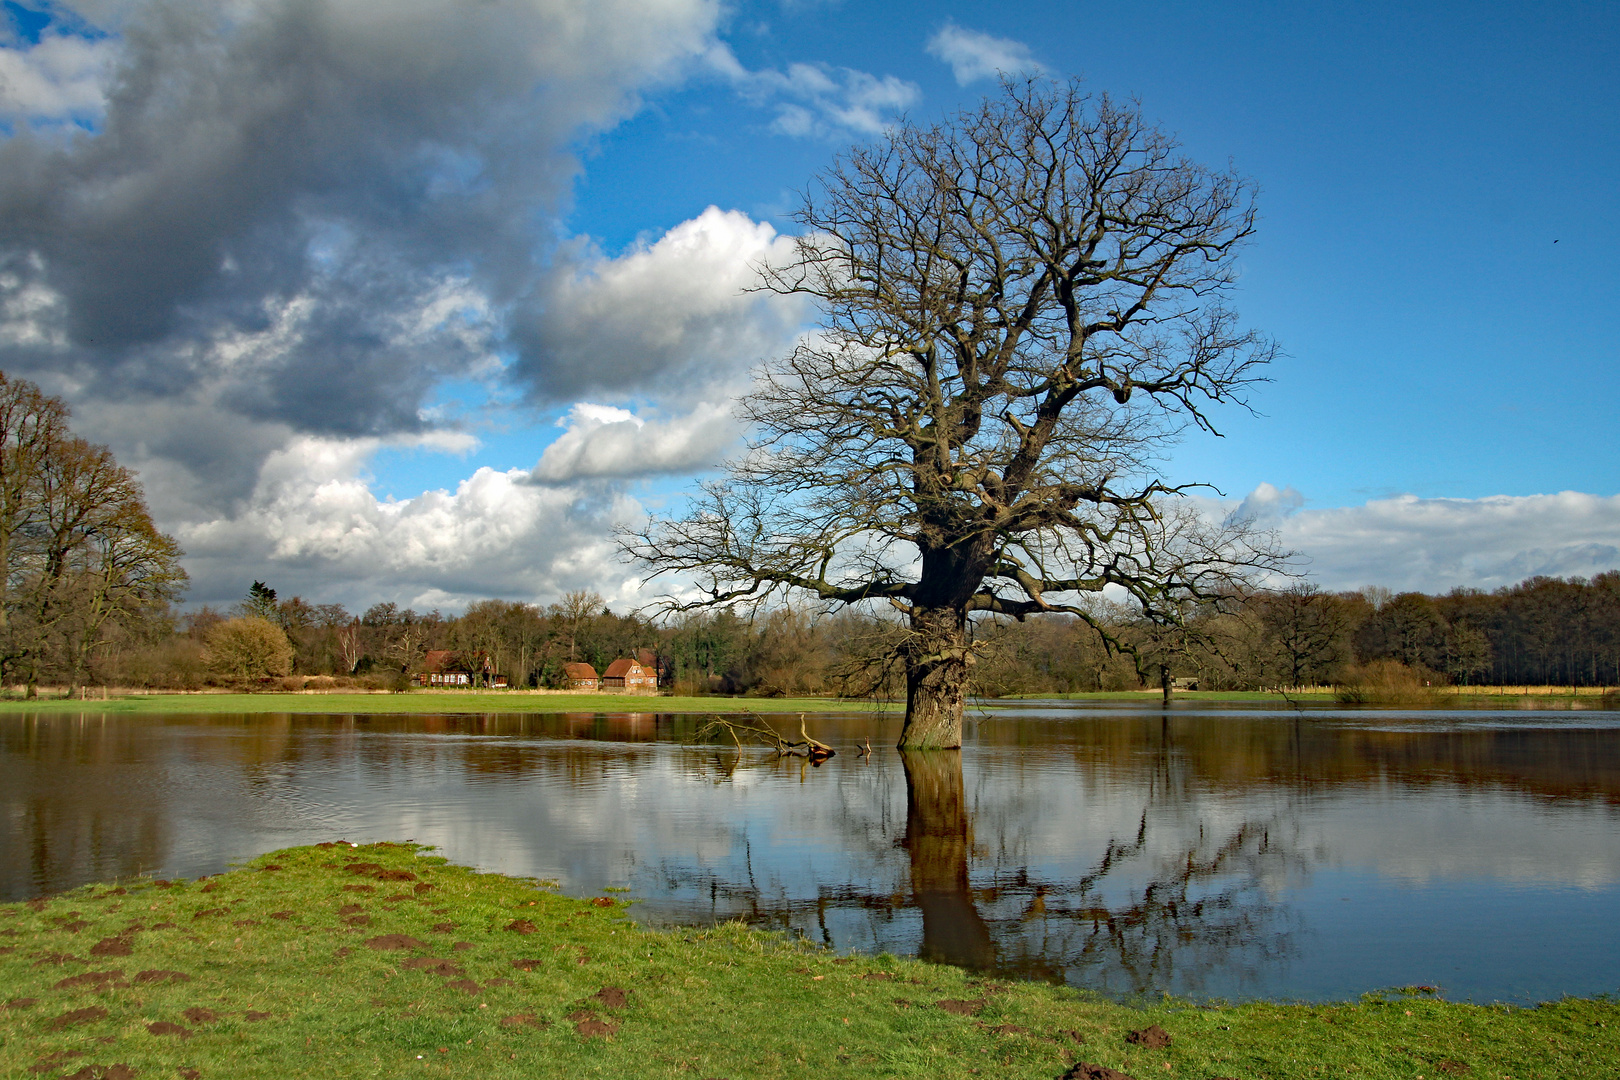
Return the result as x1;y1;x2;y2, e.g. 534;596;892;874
3;844;1615;1079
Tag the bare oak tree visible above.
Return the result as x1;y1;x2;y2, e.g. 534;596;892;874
623;80;1284;747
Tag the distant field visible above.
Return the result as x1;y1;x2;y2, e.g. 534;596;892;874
0;686;1610;715
0;692;899;715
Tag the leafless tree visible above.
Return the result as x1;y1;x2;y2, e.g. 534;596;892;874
622;79;1285;746
550;589;606;661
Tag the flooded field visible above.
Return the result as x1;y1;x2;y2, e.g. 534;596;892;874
3;703;1618;1004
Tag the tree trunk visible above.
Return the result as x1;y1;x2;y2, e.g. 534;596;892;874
898;604;971;748
900;749;995;969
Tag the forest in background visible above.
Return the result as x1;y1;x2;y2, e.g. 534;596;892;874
7;369;1616;700
82;569;1620;697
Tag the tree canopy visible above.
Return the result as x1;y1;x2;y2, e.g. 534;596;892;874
0;371;187;694
623;78;1285;746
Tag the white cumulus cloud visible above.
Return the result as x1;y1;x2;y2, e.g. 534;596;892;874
925;22;1043;85
0;32;116;124
177;434;648;612
1226;487;1620;593
532;400;736;483
511;206;806;402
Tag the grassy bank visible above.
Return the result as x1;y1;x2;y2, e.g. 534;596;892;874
0;692;897;716
2;845;1614;1079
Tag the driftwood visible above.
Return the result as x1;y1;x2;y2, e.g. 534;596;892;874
692;713;835;760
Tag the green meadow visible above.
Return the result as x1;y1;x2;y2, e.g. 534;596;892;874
2;843;1614;1079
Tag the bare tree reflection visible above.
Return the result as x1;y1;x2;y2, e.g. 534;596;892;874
900;749;996;968
899;744;1297;995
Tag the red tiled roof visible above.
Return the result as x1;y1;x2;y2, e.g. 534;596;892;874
563;662;598;680
602;658;645;678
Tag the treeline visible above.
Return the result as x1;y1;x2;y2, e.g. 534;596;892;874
976;573;1620;694
0;374;187;696
91;571;1620;695
105;588;904;695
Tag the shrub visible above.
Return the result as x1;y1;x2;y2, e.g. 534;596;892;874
1334;659;1445;705
202;618;295;680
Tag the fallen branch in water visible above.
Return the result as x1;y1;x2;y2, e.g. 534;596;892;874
691;712;835;759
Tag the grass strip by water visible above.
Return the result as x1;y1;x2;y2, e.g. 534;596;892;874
0;692;899;716
2;845;1615;1080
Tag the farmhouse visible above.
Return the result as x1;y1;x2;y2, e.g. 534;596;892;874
413;650;508;688
601;657;657;694
562;662;600;690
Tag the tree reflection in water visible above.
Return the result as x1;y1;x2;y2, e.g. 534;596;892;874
667;740;1297;997
900;750;996;969
898;746;1296;995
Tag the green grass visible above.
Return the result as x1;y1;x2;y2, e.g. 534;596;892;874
0;692;899;716
2;845;1615;1079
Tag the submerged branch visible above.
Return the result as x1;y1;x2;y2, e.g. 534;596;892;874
690;712;836;760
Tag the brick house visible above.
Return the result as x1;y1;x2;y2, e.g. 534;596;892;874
601;657;657;693
562;662;600;690
414;650;507;688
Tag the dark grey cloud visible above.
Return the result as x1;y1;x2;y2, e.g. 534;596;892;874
0;0;722;502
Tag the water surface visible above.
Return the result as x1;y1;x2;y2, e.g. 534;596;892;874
3;704;1617;1005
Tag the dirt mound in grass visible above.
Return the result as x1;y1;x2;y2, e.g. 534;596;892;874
182;1007;218;1024
510;958;544;971
443;979;481;995
1125;1025;1171;1049
503;919;538;934
61;1064;135;1079
936;999;986;1016
569;1011;617;1038
593;986;630;1009
54;970;126;991
88;936;134;958
146;1020;192;1037
1062;1064;1135;1080
363;935;428;951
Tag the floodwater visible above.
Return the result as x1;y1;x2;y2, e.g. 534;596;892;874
2;703;1618;1005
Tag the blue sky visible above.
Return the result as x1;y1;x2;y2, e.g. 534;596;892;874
1;0;1616;609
